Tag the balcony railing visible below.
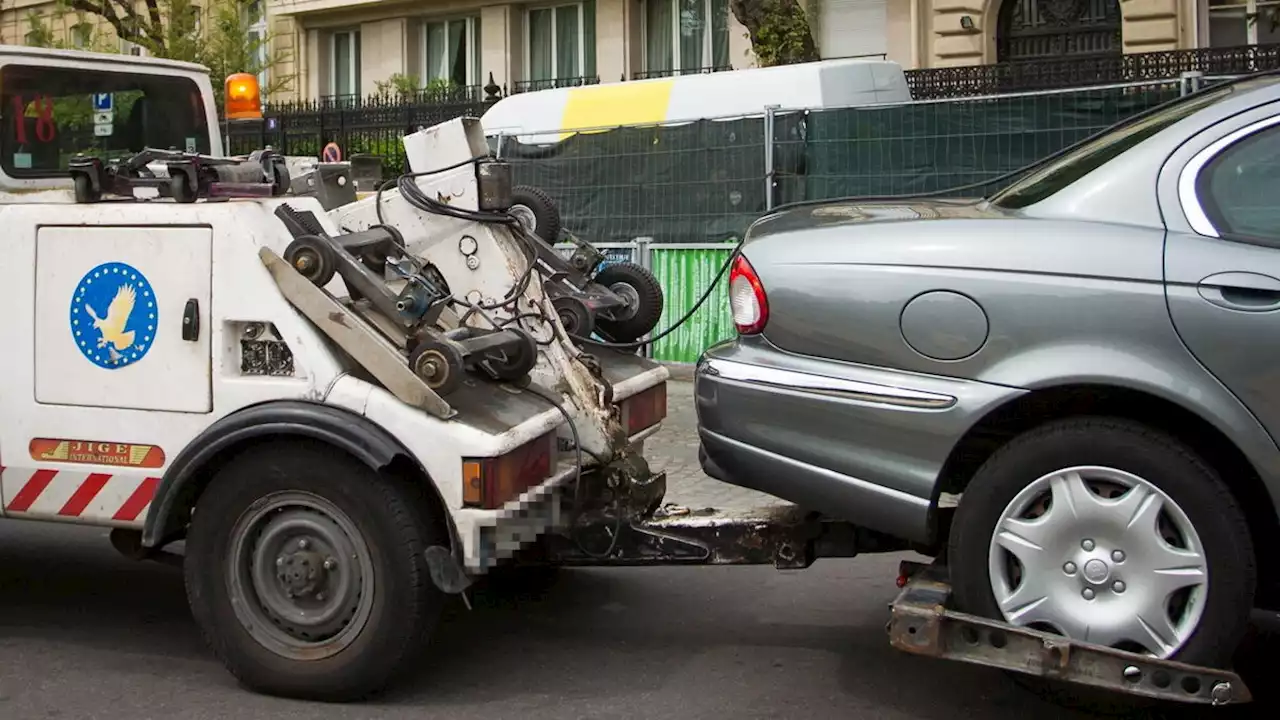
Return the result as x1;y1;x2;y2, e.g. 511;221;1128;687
631;65;733;81
318;93;361;108
905;43;1280;99
512;75;600;93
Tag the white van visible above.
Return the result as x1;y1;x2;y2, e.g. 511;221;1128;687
480;57;913;145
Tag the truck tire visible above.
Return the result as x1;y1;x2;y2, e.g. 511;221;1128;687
184;440;447;701
948;417;1255;677
592;262;664;344
509;185;562;243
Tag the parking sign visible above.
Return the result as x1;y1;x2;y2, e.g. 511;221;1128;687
92;93;113;112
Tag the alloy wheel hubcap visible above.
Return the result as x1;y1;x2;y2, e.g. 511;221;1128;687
987;465;1208;658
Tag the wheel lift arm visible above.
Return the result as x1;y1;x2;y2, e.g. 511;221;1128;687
887;561;1251;706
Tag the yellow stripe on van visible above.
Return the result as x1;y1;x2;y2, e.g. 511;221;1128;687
558;79;676;140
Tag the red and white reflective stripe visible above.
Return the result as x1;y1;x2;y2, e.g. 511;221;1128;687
1;467;159;525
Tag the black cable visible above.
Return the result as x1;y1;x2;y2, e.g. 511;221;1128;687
372;154;548;321
375;155;485;225
567;245;740;351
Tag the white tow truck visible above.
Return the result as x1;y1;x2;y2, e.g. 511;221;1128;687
0;45;1254;708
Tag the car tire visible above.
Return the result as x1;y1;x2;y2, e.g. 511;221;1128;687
184;440;447;701
509;185;562;243
948;417;1255;676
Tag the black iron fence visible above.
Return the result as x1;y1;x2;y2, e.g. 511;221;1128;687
905;42;1280;99
227;94;495;168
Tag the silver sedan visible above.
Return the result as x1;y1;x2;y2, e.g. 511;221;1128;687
694;72;1280;672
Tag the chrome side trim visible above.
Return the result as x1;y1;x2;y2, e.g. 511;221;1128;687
1178;113;1280;239
700;357;957;409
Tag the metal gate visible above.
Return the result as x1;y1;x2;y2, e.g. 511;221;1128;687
996;0;1123;62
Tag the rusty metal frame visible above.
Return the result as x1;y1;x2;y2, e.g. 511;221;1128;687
543;503;907;568
887;561;1252;706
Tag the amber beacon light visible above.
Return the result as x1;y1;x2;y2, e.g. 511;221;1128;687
224;72;262;120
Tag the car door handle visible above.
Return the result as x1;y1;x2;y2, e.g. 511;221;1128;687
1197;272;1280;312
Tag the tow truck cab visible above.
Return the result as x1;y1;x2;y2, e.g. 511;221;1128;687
0;46;221;194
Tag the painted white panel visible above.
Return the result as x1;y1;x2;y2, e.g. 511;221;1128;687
34;225;213;413
819;0;889;59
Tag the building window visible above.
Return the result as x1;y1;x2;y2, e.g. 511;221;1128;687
71;23;93;49
188;4;202;36
1205;0;1280;46
526;2;596;81
119;18;146;56
422;17;481;87
246;0;269;90
330;30;361;97
643;0;729;74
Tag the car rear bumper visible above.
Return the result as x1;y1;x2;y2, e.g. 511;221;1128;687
693;338;1025;545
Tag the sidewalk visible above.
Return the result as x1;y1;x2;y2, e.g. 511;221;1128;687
646;378;786;511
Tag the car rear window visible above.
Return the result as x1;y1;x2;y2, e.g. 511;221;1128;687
0;62;211;179
987;79;1272;210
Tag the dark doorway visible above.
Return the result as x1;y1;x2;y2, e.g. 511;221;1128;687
996;0;1123;62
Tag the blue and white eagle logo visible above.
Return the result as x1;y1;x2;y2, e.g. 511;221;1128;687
69;262;158;369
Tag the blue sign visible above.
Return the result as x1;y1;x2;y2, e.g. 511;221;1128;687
92;93;113;112
598;247;633;270
69;262;158;370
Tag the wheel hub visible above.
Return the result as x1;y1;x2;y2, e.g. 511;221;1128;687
275;541;339;599
606;282;640;321
414;350;447;383
510;204;536;233
1081;557;1112;585
228;491;374;659
987;465;1209;659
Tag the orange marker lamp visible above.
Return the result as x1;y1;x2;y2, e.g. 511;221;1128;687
224;72;262;121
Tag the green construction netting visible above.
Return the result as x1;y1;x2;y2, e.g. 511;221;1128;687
500;84;1183;244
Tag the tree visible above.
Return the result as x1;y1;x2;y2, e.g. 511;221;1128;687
197;1;294;104
730;0;820;67
25;0;292;105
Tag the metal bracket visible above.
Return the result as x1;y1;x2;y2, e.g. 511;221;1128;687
887;562;1252;706
259;246;455;419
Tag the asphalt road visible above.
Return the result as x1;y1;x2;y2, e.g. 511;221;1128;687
0;380;1275;718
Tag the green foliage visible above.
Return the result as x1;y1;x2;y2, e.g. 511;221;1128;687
374;73;422;100
752;6;815;66
23;0;293;109
23;8;117;53
373;74;460;102
730;0;820;67
198;0;293;106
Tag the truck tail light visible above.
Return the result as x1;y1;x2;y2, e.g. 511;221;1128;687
462;432;555;509
729;254;768;335
621;382;667;436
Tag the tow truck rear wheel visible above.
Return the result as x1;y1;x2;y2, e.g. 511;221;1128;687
947;417;1255;709
183;441;446;701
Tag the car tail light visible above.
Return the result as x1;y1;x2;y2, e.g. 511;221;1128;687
621;382;667;435
461;432;555;509
729;254;768;335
